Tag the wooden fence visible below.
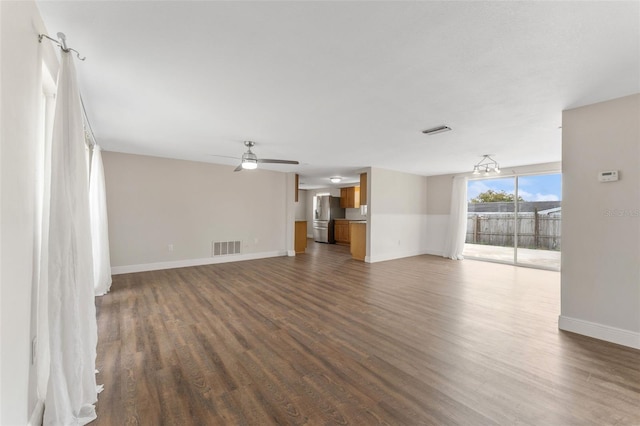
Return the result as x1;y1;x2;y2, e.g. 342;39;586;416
466;212;561;250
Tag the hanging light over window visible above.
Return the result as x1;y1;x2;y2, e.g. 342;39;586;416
472;155;500;175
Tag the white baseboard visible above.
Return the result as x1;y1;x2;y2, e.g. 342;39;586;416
423;248;444;257
367;249;426;263
287;250;295;257
558;315;640;350
307;233;313;239
28;400;44;426
111;250;288;275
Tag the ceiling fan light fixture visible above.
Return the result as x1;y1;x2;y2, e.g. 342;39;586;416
241;160;257;170
241;151;258;169
330;176;342;183
422;125;452;135
227;140;299;172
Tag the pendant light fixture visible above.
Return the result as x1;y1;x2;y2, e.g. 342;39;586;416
472;155;500;175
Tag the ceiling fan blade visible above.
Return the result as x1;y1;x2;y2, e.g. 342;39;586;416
257;159;299;165
234;164;243;172
208;154;241;160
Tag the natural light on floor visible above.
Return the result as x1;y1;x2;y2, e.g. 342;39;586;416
463;243;561;269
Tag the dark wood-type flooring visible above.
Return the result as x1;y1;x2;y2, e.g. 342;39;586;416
94;241;640;425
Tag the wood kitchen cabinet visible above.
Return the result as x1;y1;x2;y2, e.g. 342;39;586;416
340;186;360;209
359;173;367;205
334;219;350;245
350;222;366;261
294;221;307;254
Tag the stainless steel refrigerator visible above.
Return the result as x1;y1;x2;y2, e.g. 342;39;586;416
313;195;345;243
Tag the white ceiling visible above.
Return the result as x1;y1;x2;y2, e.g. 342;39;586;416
36;1;640;188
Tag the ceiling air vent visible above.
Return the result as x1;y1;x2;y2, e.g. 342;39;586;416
422;125;452;135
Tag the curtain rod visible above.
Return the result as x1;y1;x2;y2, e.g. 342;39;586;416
39;32;97;148
81;95;97;148
38;32;86;61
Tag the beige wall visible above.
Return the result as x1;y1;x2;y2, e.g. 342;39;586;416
424;174;455;255
560;93;640;348
369;167;428;262
103;152;289;270
295;189;307;221
426;174;454;215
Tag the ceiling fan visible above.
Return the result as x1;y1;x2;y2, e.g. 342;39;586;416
219;141;299;172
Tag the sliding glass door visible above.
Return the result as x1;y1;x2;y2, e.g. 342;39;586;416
463;173;561;270
515;174;562;269
464;177;516;263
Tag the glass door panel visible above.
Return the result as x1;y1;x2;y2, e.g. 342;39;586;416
515;174;562;270
463;177;516;263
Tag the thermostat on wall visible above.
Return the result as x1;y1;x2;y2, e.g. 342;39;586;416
598;170;619;182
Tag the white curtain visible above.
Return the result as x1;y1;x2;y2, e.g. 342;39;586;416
44;51;99;426
443;176;468;260
36;92;55;405
90;144;112;295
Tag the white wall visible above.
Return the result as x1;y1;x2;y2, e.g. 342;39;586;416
103;152;291;273
560;93;640;349
368;168;428;263
0;1;57;423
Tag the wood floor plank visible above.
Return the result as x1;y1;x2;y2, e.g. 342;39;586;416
120;350;161;426
93;241;640;425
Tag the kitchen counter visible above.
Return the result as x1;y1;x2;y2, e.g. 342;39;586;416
334;220;367;246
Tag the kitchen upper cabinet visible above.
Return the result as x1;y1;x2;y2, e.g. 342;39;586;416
359;173;367;205
340;186;360;209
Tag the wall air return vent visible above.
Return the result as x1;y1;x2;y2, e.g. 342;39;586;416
212;241;241;256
